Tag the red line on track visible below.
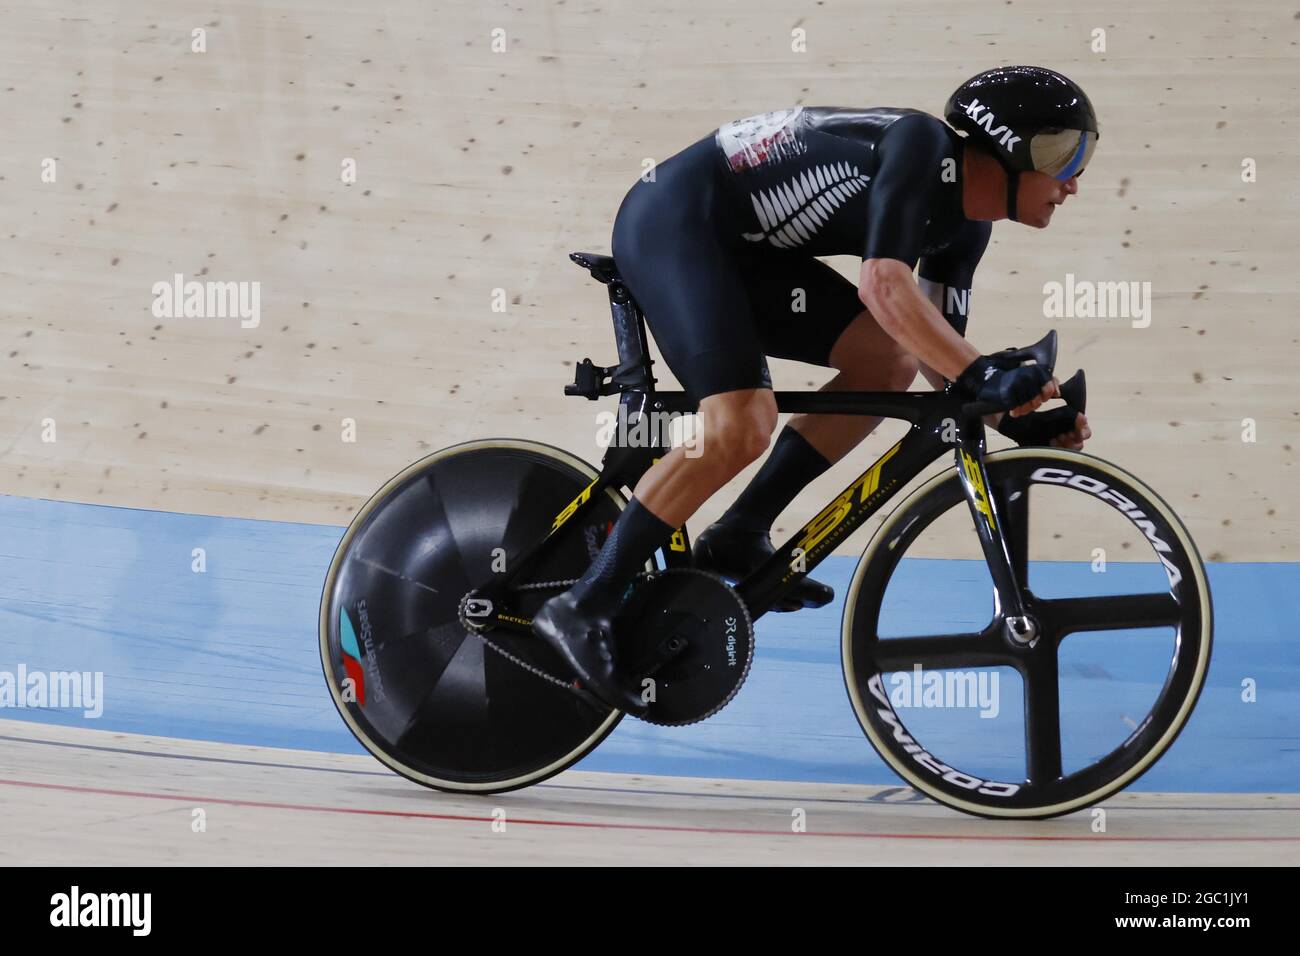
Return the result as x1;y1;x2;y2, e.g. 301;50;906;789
2;777;1295;842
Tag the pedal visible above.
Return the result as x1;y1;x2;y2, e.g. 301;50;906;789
707;574;813;614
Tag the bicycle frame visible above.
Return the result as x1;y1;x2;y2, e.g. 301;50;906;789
475;386;1031;627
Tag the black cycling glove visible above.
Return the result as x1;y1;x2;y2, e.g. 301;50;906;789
995;405;1081;446
955;355;1052;411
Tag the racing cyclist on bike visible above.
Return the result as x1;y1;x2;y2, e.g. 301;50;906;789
534;65;1098;713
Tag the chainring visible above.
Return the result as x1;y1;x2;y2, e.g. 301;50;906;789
614;568;755;726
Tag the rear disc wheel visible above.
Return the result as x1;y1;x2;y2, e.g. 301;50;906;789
319;438;647;794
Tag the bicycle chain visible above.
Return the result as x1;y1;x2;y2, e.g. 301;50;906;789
456;573;659;694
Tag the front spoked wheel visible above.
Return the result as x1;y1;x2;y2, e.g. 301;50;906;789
843;448;1212;819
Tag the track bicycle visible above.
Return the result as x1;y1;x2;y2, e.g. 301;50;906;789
319;251;1212;819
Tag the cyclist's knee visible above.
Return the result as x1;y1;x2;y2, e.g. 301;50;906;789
881;351;920;391
830;310;921;391
699;390;777;471
837;349;919;392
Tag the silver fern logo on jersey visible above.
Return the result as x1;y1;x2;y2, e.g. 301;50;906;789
741;162;871;249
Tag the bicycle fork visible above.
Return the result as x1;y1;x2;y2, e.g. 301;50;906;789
955;411;1035;644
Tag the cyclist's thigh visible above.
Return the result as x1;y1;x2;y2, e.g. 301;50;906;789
611;140;770;401
744;254;865;368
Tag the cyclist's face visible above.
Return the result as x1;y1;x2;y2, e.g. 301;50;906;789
1016;170;1079;228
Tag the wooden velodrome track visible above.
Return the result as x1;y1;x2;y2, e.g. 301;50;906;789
4;722;1297;865
1;0;1298;864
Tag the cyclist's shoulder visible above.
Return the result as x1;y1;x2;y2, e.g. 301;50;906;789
803;107;950;146
806;110;959;179
714;105;942;145
804;106;939;130
712;107;952;174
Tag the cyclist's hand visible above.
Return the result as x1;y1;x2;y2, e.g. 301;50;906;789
956;355;1054;412
1007;377;1060;418
996;406;1091;448
1050;411;1091;450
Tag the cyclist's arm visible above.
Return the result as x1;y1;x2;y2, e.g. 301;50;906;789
861;259;976;380
913;219;991;394
855;116;979;380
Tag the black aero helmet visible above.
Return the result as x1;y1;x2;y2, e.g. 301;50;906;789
946;65;1099;183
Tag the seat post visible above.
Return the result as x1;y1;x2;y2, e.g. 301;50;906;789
606;281;654;393
564;251;667;409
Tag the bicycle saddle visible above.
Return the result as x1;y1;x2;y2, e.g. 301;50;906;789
569;251;622;285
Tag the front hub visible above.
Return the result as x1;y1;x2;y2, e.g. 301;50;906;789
1003;613;1041;648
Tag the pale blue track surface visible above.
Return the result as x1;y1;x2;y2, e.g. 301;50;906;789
1;494;1295;791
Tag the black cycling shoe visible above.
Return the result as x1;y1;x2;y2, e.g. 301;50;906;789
531;590;648;714
693;521;834;613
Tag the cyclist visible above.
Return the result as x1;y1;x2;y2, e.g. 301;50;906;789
535;65;1097;712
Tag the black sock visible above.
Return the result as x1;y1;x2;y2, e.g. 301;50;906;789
569;498;674;610
717;425;831;533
